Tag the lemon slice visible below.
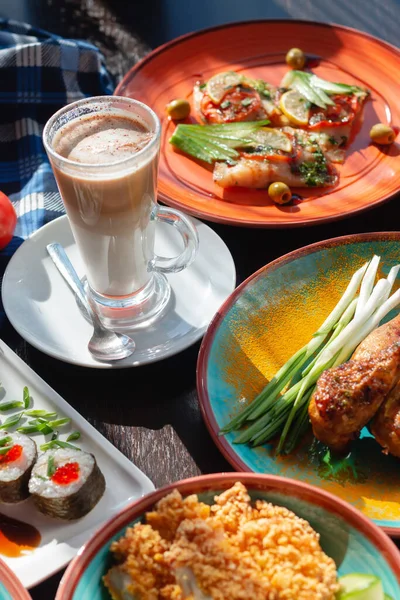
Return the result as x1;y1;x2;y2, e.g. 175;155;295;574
279;89;310;125
337;574;384;600
249;127;292;153
206;71;242;104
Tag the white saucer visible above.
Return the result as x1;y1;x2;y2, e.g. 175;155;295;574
2;215;236;368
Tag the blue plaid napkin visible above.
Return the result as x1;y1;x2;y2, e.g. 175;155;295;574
0;19;114;328
0;19;114;259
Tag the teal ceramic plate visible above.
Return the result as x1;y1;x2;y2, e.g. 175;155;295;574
0;559;30;600
197;232;400;535
56;474;400;599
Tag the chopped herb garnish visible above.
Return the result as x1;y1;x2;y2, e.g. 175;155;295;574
66;431;81;442
40;440;56;451
241;97;253;107
328;136;338;145
322;449;332;466
40;439;81;452
51;431;59;441
0;412;23;429
0;401;24;412
262;89;271;99
38;422;54;435
298;147;331;187
47;455;56;478
18;417;54;434
17;425;42;434
23;386;30;409
198;83;206;90
220;100;231;109
243;77;266;94
48;418;71;428
340;135;348;148
25;410;58;419
36;474;48;482
0;445;13;455
0;436;12;447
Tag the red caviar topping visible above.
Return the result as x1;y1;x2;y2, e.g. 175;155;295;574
51;462;80;485
0;444;22;464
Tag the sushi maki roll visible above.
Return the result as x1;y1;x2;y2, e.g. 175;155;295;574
28;447;105;520
0;431;37;503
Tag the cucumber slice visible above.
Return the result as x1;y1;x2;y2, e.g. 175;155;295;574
310;74;363;95
169;121;272;164
337;573;384;600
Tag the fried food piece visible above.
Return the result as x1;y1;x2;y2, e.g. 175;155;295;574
166;518;268;600
356;315;400;457
309;342;400;452
166;483;338;600
104;482;339;600
146;489;210;541
209;480;254;534
103;523;178;600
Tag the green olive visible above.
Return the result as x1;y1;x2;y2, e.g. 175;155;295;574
166;98;191;120
268;182;292;205
369;123;396;145
286;47;306;69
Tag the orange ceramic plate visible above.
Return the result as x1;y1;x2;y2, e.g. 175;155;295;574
116;20;400;228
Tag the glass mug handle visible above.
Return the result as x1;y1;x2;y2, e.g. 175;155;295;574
149;206;199;273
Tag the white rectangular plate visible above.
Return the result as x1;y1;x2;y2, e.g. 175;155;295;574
0;339;154;588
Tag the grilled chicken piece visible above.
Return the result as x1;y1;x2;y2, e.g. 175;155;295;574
352;314;400;361
308;342;400;452
352;314;400;457
371;380;400;457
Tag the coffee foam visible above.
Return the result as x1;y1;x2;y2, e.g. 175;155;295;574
53;111;154;165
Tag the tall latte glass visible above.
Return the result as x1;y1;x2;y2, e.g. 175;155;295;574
43;96;198;329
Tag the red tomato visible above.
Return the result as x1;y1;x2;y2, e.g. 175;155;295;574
309;95;358;130
201;88;262;123
0;192;17;250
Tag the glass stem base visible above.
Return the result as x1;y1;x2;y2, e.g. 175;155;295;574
80;272;171;331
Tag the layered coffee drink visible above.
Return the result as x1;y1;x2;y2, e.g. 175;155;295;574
44;96;198;330
51;110;158;297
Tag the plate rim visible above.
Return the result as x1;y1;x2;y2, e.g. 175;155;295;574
196;230;400;537
0;559;31;600
1;214;236;369
115;19;400;228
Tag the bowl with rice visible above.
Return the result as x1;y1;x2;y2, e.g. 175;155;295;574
56;473;400;600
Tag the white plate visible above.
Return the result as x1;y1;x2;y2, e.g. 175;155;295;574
0;339;154;588
2;215;236;368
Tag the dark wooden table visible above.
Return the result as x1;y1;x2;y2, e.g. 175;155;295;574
1;1;400;598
